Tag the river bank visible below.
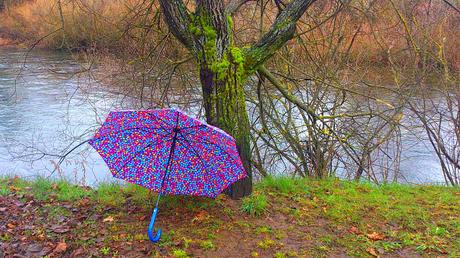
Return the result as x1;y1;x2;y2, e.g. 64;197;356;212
1;176;459;257
0;35;20;48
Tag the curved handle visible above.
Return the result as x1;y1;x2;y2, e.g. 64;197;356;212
147;207;162;243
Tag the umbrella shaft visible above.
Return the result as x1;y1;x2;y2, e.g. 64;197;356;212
155;129;179;208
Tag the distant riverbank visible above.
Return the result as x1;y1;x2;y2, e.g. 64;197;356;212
0;36;19;47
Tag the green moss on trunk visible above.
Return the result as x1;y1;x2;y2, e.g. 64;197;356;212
192;12;253;198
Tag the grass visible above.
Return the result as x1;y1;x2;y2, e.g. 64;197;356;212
257;176;309;194
241;193;268;217
1;176;459;257
93;183;124;206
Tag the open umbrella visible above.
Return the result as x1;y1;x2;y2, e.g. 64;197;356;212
88;108;247;243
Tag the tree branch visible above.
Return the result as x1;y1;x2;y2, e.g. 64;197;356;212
226;0;255;15
245;0;317;70
257;65;317;118
158;0;194;49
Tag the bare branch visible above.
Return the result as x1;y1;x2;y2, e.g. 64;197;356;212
245;0;317;70
226;0;255;15
158;0;194;49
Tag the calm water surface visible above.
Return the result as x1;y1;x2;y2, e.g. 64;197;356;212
0;49;447;185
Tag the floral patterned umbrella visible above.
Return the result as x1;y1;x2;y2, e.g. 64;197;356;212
88;108;247;242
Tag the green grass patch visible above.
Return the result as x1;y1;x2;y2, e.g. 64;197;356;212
241;193;268;216
31;177;54;201
257;176;310;195
55;180;91;201
93;183;124;206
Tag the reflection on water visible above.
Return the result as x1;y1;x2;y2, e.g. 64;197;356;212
0;49;448;185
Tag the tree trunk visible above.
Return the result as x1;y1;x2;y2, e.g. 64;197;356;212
199;64;253;199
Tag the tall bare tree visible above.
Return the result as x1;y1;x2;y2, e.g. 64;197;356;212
158;0;316;198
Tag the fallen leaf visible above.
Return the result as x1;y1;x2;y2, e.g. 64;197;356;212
7;223;15;229
78;199;90;206
192;210;209;223
50;225;70;233
26;243;43;253
70;248;85;257
37;233;46;241
0;207;7;212
349;226;360;234
9;186;20;192
103;216;114;222
367;232;385;241
366;247;379;257
53;242;68;253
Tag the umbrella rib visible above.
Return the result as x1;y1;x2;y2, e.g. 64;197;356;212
146;112;176;131
179;130;241;163
177;132;211;181
179;124;206;131
113;136;173;175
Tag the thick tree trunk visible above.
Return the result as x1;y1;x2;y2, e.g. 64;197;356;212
199;65;253;199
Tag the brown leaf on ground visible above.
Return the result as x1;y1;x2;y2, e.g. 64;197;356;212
103;216;114;222
50;225;71;233
70;248;85;257
192;210;210;223
7;223;15;229
52;242;68;254
0;207;7;212
9;186;20;192
366;247;379;257
367;232;385;241
348;226;360;234
78;199;90;206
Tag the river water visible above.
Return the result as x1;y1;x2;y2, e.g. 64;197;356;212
0;49;447;185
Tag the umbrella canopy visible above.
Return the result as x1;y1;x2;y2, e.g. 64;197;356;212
88;108;247;242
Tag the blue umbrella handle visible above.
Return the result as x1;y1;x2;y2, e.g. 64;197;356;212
148;207;162;243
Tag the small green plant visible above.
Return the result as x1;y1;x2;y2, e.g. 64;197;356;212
0;233;11;241
0;187;10;196
415;244;427;253
430;226;448;236
380;241;402;252
241;194;268;216
274;252;286;258
100;246;110;255
257;238;275;249
0;178;10;196
172;249;189;258
200;240;215;250
255;226;272;234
